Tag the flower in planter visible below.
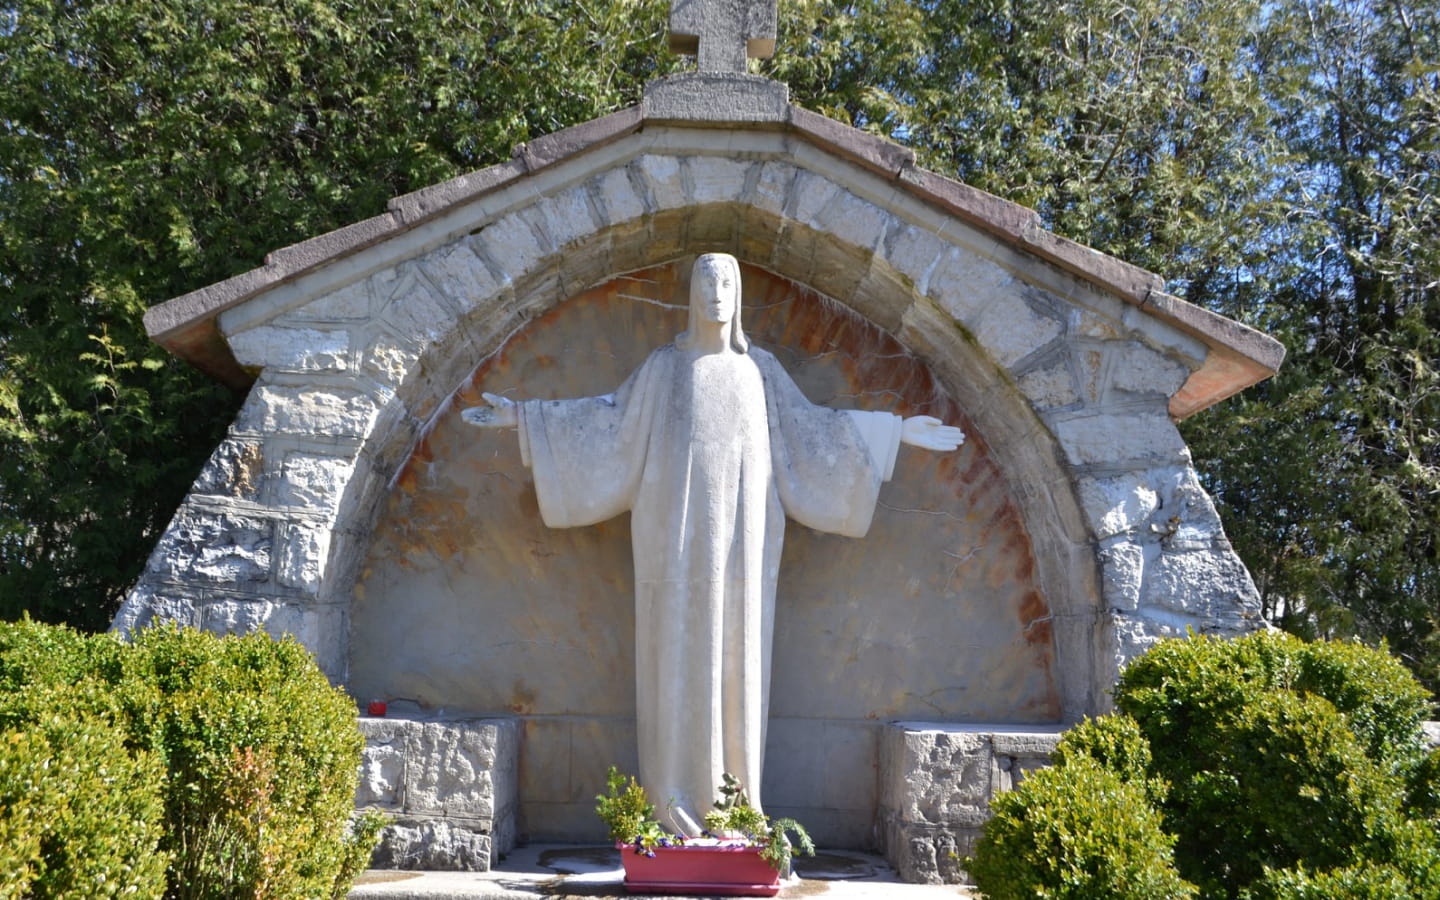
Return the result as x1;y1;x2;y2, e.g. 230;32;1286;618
595;767;814;872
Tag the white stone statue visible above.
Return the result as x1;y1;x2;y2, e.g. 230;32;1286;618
463;253;963;834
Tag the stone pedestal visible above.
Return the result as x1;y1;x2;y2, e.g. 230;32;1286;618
878;722;1061;884
357;714;519;870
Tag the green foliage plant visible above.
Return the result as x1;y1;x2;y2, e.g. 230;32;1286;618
702;772;815;872
0;713;168;900
0;619;379;900
596;767;814;872
968;757;1196;900
1115;631;1434;897
596;765;676;853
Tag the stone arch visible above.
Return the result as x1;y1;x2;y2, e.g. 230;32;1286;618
316;168;1111;722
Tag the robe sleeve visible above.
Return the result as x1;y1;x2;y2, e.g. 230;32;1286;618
757;350;903;538
516;349;667;528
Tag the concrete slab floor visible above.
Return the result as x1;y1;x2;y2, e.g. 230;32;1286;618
348;844;978;899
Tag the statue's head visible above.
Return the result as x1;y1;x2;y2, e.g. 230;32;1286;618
680;252;749;352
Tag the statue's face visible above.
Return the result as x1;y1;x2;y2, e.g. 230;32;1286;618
692;256;739;324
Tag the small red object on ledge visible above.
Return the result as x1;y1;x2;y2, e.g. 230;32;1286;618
367;700;387;716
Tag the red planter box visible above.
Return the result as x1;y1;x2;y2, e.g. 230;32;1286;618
617;841;781;896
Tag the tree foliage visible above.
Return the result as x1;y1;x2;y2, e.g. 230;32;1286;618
0;0;679;628
2;0;1438;695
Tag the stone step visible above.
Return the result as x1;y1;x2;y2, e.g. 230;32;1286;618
349;844;976;899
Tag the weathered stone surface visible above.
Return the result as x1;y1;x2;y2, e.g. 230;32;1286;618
369;817;493;871
1099;539;1145;612
970;296;1065;372
1016;360;1080;410
227;325;350;372
191;439;265;501
879;723;1061;884
1141;547;1261;622
275;451;354;514
1045;408;1190;467
590;167;647;226
276;522;330;594
686;156;754;206
642;72;789;122
1078;474;1163;540
420;243;505;316
358;715;519;871
145;510;272;584
283;274;377;322
236;383;380;438
111;587;199;633
1108;340;1190;399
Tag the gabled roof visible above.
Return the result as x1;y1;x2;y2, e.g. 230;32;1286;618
144;73;1282;418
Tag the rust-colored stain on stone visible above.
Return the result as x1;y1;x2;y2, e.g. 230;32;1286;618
351;263;1059;725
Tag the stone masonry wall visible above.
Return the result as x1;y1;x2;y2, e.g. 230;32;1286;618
879;723;1062;884
356;714;519;871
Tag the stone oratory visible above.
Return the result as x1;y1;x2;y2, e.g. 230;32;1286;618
114;0;1284;882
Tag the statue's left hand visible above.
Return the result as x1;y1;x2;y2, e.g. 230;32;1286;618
900;415;965;452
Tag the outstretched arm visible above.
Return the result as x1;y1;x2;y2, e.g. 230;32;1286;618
901;415;965;452
461;392;519;429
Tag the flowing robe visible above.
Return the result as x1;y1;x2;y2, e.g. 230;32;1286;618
516;343;901;829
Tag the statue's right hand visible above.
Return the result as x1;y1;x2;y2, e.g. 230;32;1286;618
461;392;519;428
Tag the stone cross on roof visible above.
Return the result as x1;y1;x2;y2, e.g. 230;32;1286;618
669;0;778;73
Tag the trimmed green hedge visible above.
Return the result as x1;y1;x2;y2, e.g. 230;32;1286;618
0;619;381;900
970;631;1440;900
968;757;1196;900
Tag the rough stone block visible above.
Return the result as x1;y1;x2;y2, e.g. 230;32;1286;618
590;166;647;226
1016;361;1080;410
879;723;1062;884
146;510;272;584
405;721;499;819
369;816;493;871
471;210;550;284
1045;408;1189;467
227;325;350;372
1107;340;1191;399
275;451;354;514
641;72;790;123
285;275;376;321
808;188;895;255
749;161;798;218
535;185;600;250
1141;547;1261;621
881;223;947;295
634;154;688;213
237;382;381;439
1078;474;1163;540
191;439;265;502
360;328;422;389
785;170;841;229
1099;539;1145;612
926;247;1012;326
275;522;330;594
969;296;1065;372
378;267;459;349
686;156;754;206
420;242;505;316
358;715;520;871
110;587;199;634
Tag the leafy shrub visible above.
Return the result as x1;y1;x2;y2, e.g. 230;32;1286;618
125;625;373;900
1113;631;1433;898
0;710;168;900
1050;713;1166;805
968;757;1196;900
0;619;378;900
1246;821;1440;900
